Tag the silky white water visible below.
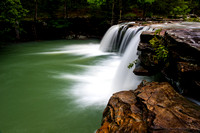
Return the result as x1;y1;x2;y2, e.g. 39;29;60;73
0;40;122;133
36;42;122;107
99;23;152;91
112;26;150;90
2;22;200;133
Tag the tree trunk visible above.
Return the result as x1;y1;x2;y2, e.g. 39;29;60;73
119;0;122;21
111;0;120;25
64;0;67;19
33;0;38;40
143;3;146;18
119;10;122;20
15;20;20;40
111;0;115;25
34;0;38;21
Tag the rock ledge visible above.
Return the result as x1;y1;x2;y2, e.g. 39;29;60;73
97;81;200;133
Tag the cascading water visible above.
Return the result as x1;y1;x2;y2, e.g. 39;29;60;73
99;22;200;92
100;22;137;53
119;26;143;53
99;25;120;52
112;26;150;90
100;23;151;91
64;23;151;108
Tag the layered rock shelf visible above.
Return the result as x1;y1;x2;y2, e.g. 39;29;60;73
97;81;200;133
134;28;200;99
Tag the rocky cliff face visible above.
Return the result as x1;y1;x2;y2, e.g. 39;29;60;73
134;29;200;100
97;81;200;133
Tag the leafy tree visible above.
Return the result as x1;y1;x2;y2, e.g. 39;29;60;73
170;0;191;17
87;0;123;25
137;0;155;18
0;0;28;40
87;0;106;6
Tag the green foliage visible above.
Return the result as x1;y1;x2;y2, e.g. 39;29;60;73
49;19;71;28
149;29;168;63
0;0;28;40
124;13;136;18
170;1;191;17
149;36;162;48
0;0;28;25
128;59;138;69
87;0;106;6
154;29;162;35
184;17;200;22
155;44;168;61
137;0;155;4
146;12;153;18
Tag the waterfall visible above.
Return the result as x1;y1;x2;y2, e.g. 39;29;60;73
99;25;119;52
119;26;143;54
100;23;150;90
112;26;150;90
100;22;137;53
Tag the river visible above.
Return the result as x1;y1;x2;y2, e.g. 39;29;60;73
0;40;121;133
2;22;200;133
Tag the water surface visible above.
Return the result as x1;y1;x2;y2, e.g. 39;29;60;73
0;40;121;133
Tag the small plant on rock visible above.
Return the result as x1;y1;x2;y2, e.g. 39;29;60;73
128;59;138;69
149;29;168;63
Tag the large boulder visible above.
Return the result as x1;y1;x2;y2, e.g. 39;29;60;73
97;81;200;133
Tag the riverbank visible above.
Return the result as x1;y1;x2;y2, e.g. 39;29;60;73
0;18;111;43
0;18;187;44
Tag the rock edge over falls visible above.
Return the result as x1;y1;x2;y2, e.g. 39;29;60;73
97;81;200;133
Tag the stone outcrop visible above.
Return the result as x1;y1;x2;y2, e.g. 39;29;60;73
97;81;200;133
134;29;200;99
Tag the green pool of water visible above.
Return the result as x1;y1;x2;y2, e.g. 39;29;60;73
0;40;117;133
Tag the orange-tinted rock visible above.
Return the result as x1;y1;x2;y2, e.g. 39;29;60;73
177;62;200;73
97;82;200;133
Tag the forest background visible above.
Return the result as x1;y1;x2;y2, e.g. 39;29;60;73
0;0;200;42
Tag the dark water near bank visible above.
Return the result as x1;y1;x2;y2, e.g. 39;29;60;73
0;40;121;133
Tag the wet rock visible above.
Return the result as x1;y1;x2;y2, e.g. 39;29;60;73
134;30;168;76
140;30;166;44
133;65;152;76
140;31;155;43
177;62;200;73
137;43;154;52
165;29;200;63
97;82;200;133
135;29;200;99
165;30;200;98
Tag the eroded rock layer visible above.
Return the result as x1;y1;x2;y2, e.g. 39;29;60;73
97;81;200;133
